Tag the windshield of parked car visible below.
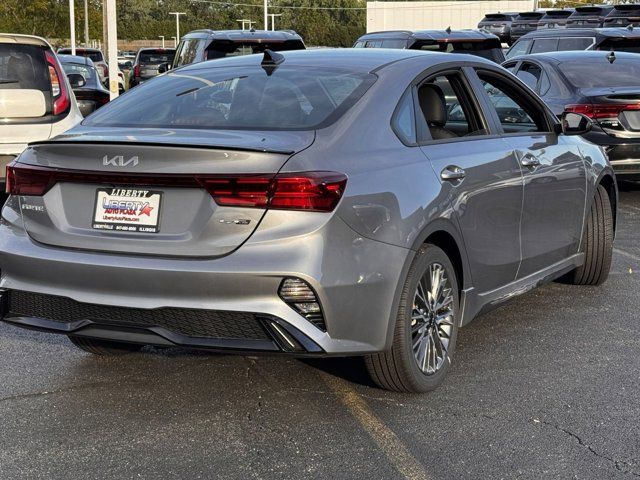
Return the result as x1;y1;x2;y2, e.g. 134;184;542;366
561;58;640;87
83;65;375;130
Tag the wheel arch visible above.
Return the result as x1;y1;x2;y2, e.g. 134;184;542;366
383;218;472;349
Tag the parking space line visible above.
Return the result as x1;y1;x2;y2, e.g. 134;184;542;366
614;248;640;263
320;372;429;480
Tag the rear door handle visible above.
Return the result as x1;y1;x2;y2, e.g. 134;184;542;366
440;165;466;182
520;153;541;168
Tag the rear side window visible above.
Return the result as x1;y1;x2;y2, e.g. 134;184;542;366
558;37;594;51
173;39;206;67
0;44;50;92
391;89;416;144
506;39;531;59
516;63;542;90
84;66;375;131
530;38;559;54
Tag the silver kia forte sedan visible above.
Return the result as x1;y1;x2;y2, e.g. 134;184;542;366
0;49;616;392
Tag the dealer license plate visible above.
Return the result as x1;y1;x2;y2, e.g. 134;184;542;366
92;187;162;233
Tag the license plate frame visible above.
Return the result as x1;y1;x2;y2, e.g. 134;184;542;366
92;187;162;233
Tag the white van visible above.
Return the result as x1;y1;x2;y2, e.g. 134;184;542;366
0;34;82;187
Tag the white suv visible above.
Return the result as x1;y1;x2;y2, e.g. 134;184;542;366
0;34;82;188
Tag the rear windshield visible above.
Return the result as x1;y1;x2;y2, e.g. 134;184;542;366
598;38;640;53
84;65;375;130
416;41;504;61
139;50;175;64
0;44;50;92
205;40;305;60
59;49;103;63
561;59;640;88
61;62;98;84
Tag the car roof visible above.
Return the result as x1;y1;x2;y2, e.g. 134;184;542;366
518;26;640;39
57;54;94;66
180;29;303;41
506;49;640;65
0;33;51;47
357;29;499;41
177;48;496;75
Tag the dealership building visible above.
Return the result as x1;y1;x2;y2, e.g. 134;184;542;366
366;0;536;31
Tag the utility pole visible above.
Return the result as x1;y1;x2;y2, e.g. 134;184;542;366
169;12;186;44
264;0;268;30
268;13;282;31
159;36;165;48
106;0;118;100
102;0;107;57
84;0;89;46
69;0;76;55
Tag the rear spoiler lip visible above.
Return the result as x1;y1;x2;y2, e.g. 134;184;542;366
26;139;296;155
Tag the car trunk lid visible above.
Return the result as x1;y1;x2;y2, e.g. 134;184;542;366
13;128;315;258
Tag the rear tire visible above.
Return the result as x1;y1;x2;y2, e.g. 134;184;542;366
563;184;613;286
365;244;460;393
68;336;142;355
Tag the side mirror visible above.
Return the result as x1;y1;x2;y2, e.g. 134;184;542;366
67;73;86;88
559;112;592;136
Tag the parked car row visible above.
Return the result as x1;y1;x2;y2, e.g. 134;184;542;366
479;4;640;45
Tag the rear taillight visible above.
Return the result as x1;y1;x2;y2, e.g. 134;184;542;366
565;103;640;120
45;51;70;116
133;65;140;77
4;164;347;212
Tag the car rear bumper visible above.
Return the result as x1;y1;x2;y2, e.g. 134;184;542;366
582;132;640;179
0;203;410;355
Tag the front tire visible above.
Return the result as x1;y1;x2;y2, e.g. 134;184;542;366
366;244;460;393
563;184;613;286
68;336;143;355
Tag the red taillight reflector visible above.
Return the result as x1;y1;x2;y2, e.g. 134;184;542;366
5;164;347;212
565;103;640;119
44;51;70;116
133;65;140;77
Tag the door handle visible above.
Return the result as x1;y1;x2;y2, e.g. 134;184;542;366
440;165;466;181
520;153;541;168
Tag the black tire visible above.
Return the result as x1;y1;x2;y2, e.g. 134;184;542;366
68;335;142;355
365;244;460;393
563;184;613;286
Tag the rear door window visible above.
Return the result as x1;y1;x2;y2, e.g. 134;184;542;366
173;39;206;67
530;38;559;54
516;63;542;91
558;37;594;51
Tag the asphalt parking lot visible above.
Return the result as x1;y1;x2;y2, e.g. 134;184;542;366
0;185;639;480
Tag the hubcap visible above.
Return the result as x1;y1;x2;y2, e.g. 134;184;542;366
411;262;454;375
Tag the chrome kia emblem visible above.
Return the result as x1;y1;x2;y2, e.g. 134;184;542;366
102;155;139;167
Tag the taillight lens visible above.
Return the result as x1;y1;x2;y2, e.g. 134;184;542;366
44;51;70;116
565;103;640;120
133;65;140;77
5;164;347;212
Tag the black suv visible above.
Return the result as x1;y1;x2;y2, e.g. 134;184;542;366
604;4;640;28
353;30;505;62
567;5;614;28
510;12;544;41
477;13;518;44
172;29;305;69
506;27;640;59
537;9;574;30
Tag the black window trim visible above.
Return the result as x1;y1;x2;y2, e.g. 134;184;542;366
411;65;501;146
471;66;558;137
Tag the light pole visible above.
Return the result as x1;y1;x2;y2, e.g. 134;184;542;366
69;0;76;55
84;0;89;46
169;12;186;44
236;19;254;30
268;13;282;31
159;35;165;48
105;0;118;100
264;0;268;30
